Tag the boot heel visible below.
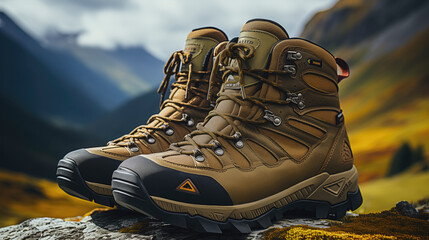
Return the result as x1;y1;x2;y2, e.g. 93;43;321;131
307;166;362;219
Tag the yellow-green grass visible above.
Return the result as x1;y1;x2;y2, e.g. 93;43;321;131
357;170;429;213
334;24;429;184
264;206;429;240
0;169;106;227
347;96;429;182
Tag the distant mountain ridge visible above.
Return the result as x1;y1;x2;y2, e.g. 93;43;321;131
301;0;428;53
0;11;163;126
0;11;163;179
44;32;164;97
0;15;103;125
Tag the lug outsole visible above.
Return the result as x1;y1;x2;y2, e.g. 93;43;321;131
112;167;363;234
56;158;116;207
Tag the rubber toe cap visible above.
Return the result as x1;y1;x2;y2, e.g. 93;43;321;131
64;149;122;185
118;155;233;205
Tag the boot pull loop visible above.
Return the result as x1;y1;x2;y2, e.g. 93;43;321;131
335;57;350;83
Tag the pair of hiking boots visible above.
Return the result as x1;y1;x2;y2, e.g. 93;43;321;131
57;19;362;233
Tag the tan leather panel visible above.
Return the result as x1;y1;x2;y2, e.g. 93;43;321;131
288;118;326;139
136;140;155;154
224;142;251;169
187;28;227;43
216;138;240;168
303;73;338;94
168;122;191;143
201;148;223;170
87;147;130;161
258;128;308;160
342;140;354;163
164;154;195;167
269;39;337;73
319;125;354;174
247;140;277;165
152;133;171;151
306;110;338;125
183;37;218;71
241;20;289;40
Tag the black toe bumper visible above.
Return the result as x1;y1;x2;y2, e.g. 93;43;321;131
56;149;122;207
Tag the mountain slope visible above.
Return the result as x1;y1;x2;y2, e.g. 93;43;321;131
86;89;160;141
0;12;163;126
61;45;164;94
44;32;164;97
0;94;103;179
0;29;104;125
301;0;429;181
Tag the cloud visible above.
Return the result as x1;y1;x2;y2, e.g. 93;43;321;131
0;0;336;60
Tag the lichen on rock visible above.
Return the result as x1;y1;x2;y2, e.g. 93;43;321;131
1;200;428;240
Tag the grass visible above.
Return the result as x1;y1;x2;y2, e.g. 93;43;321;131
357;170;429;214
264;207;429;240
0;169;107;227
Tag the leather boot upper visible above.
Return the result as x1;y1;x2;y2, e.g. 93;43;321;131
125;19;354;205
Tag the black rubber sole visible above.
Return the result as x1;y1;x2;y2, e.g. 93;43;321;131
112;167;363;234
56;158;116;207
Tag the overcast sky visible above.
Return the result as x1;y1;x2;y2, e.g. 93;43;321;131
0;0;336;60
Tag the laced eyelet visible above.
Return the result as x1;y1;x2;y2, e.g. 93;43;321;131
181;113;195;127
165;127;174;136
286;51;302;60
263;110;282;126
284;65;296;75
232;132;244;148
235;140;244;148
147;137;156;144
232;132;241;140
193;149;205;162
161;124;174;136
187;119;195;127
212;140;224;156
127;141;139;152
286;92;305;110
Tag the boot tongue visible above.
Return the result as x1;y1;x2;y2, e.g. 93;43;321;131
224;19;289;89
182;27;228;72
150;27;227;128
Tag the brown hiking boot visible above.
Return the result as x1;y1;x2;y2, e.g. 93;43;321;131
112;19;362;232
56;27;228;207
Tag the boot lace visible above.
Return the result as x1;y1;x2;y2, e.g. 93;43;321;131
173;43;302;158
109;50;216;147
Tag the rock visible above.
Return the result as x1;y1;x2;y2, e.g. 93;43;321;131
396;200;419;218
0;209;332;240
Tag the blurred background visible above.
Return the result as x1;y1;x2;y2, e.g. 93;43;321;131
0;0;428;227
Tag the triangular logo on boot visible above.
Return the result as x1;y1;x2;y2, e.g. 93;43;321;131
323;178;345;196
176;178;199;194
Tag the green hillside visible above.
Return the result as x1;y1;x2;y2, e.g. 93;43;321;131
301;0;429;182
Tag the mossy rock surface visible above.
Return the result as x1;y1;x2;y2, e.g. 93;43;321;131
1;200;427;240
